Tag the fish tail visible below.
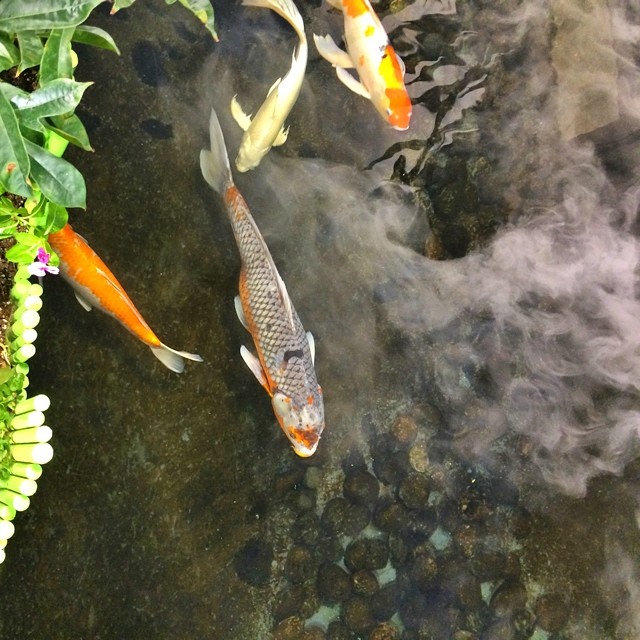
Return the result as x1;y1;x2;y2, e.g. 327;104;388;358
151;343;204;374
242;0;306;43
200;107;234;194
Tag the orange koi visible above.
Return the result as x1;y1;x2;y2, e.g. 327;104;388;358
48;224;202;373
313;0;412;130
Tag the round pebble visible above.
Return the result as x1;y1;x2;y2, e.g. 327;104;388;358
342;449;368;473
273;616;305;640
390;414;418;447
286;487;317;513
399;509;438;545
469;548;507;581
372;448;411;485
535;592;570;632
317;562;352;603
321;497;370;537
304;466;323;490
388;534;409;566
352;569;379;596
285;545;315;584
490;579;527;618
327;620;351;640
344;470;380;506
370;622;399;640
273;584;305;621
304;626;326;640
371;583;399;622
343;595;376;635
344;538;389;572
409;551;438;591
397;472;431;510
373;498;410;534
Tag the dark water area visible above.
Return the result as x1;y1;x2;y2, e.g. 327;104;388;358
1;0;640;638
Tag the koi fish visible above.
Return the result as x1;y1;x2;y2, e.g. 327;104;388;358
313;0;411;130
48;224;203;373
231;0;307;172
200;108;324;457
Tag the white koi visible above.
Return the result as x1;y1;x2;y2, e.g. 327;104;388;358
231;0;308;172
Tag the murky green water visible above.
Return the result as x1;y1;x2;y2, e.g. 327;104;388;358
1;0;640;638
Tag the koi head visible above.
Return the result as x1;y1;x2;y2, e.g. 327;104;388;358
272;386;325;457
378;46;412;131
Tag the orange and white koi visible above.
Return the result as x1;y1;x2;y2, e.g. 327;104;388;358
48;224;203;373
231;0;307;172
313;0;411;130
200;108;324;457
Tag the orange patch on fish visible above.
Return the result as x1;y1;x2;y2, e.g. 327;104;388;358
292;427;319;451
342;0;368;18
358;54;365;67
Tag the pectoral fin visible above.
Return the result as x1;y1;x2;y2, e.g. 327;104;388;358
336;66;371;99
234;295;249;330
313;33;354;69
273;126;289;146
74;290;93;311
306;331;315;364
230;95;253;131
240;345;269;391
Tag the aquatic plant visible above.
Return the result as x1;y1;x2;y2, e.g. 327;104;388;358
0;0;217;563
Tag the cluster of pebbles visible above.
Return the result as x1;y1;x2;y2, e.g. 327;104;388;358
262;409;569;640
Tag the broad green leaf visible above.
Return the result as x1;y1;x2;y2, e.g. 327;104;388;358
0;82;27;102
13;231;37;245
172;0;218;41
11;78;92;123
16;30;44;73
37;201;68;234
111;0;136;12
72;25;120;54
24;138;86;208
45;113;92;151
0;91;32;198
40;27;74;84
0;32;19;72
0;0;106;31
5;242;35;263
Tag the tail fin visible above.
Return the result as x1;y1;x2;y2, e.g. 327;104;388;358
151;343;203;374
200;108;234;194
242;0;306;43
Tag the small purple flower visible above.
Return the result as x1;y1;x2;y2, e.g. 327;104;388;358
27;247;59;277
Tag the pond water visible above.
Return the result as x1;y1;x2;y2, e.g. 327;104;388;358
1;0;640;638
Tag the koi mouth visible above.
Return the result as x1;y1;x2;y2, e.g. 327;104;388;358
290;427;321;456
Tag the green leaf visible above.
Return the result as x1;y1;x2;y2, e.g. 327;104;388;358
0;90;32;198
34;200;68;235
40;27;75;84
45;113;92;151
16;30;43;73
5;241;35;263
0;0;107;31
111;0;136;12
0;32;19;72
11;78;92;123
171;0;218;41
24;138;86;208
72;25;120;55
